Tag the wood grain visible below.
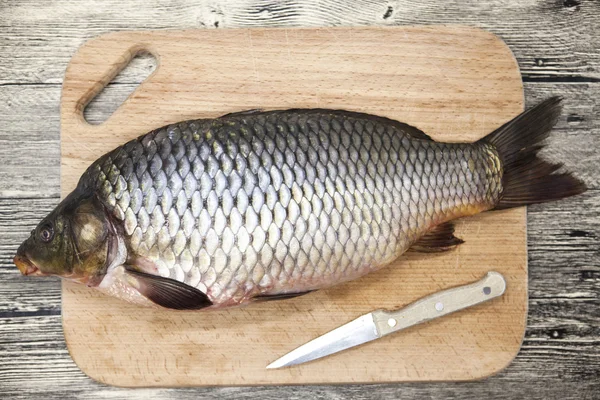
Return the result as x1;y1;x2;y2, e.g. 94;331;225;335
59;26;526;386
0;0;598;398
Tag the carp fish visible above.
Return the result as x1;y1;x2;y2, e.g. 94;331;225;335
14;98;585;310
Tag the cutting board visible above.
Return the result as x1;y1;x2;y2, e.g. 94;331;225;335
60;26;526;387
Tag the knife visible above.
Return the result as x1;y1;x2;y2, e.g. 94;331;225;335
267;271;506;369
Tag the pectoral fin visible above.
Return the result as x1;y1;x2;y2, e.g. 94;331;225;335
125;267;213;310
408;222;464;253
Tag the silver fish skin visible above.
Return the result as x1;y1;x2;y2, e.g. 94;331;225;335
82;109;501;308
14;98;585;309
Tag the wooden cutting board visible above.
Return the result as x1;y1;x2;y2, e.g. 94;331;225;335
60;26;526;387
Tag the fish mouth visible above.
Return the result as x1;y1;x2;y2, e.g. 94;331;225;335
13;254;46;276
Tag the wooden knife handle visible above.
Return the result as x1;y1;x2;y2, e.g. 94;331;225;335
372;272;506;337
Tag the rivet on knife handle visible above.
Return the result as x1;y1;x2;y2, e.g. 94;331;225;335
372;271;506;337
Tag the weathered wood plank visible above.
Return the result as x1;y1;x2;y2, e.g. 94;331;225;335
0;74;598;398
0;0;599;85
1;0;599;397
0;85;60;197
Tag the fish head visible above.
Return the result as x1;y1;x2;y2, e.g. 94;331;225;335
14;191;119;286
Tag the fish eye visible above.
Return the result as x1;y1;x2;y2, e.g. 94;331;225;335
39;223;54;243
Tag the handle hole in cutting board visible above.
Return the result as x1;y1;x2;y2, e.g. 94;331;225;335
83;51;157;125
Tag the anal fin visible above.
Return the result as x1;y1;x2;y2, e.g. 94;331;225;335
408;222;464;253
125;267;213;310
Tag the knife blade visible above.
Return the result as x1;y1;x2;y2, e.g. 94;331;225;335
267;271;506;369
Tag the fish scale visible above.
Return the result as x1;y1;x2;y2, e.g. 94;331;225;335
80;110;500;306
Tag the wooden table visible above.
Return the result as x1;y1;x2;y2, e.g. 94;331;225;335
0;1;598;398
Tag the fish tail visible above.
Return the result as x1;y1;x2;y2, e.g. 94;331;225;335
479;97;586;210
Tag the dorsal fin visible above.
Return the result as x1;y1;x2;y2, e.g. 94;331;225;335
306;109;435;141
218;108;435;141
396;122;434;141
408;222;464;253
219;109;264;118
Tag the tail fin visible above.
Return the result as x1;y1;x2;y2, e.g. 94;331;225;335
479;97;586;210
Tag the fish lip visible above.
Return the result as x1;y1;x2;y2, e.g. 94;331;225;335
13;254;46;276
